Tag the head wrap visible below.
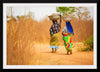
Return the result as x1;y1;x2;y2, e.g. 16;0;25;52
66;21;74;35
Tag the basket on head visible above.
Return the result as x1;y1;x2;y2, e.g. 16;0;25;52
63;15;72;22
48;13;60;20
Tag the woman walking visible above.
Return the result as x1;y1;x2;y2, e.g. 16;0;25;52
62;15;74;55
48;13;62;53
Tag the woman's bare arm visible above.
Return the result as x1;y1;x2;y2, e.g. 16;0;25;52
60;15;62;24
62;31;65;35
59;15;62;28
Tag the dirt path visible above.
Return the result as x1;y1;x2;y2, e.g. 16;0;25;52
28;43;93;65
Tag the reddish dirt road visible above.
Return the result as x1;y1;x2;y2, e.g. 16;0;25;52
28;43;93;65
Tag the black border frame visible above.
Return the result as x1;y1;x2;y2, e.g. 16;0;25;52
0;0;99;71
1;0;100;3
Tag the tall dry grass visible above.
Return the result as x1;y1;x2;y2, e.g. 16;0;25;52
7;17;93;65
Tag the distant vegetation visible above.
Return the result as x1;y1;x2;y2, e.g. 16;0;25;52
77;36;93;51
56;7;91;20
83;35;93;51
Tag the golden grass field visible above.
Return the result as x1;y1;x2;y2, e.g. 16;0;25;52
7;17;93;65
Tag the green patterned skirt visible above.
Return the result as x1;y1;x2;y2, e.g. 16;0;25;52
50;33;59;48
62;33;73;52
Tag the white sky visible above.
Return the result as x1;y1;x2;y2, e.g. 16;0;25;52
6;5;93;21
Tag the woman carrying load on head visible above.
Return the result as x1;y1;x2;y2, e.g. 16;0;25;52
62;15;74;55
48;13;62;53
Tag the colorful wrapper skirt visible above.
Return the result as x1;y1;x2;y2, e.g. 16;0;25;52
50;33;59;49
62;33;73;52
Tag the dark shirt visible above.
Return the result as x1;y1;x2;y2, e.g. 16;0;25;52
50;22;61;36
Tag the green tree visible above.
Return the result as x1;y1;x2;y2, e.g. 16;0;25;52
56;7;75;16
56;7;91;20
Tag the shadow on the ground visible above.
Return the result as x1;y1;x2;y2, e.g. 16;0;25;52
40;51;53;53
41;51;68;55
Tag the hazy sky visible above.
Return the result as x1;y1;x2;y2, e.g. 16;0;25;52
6;5;93;21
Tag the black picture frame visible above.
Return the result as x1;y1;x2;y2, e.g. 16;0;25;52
0;0;99;72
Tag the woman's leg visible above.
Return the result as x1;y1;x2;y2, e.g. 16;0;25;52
67;52;69;55
52;48;54;53
55;49;57;53
70;50;72;54
66;48;69;55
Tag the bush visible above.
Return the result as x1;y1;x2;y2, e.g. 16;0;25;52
83;35;93;51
